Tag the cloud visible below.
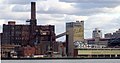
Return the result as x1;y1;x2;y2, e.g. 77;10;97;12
0;12;30;20
11;0;120;16
60;0;120;3
74;5;120;16
0;4;13;12
11;0;77;15
2;0;43;4
12;4;30;12
0;20;8;32
72;3;119;9
0;20;6;25
85;13;119;29
59;0;120;16
0;0;120;41
37;14;65;21
84;13;120;38
0;0;4;4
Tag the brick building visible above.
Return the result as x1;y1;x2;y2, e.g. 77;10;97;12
1;2;57;58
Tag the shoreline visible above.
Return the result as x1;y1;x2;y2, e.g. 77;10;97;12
1;57;120;60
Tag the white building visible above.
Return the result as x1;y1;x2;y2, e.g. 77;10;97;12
92;28;102;38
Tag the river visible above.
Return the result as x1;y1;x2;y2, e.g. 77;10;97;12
1;59;120;63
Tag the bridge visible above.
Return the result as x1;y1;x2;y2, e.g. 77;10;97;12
56;32;67;39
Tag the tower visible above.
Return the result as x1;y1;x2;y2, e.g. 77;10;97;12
29;2;37;45
66;21;84;56
30;2;37;25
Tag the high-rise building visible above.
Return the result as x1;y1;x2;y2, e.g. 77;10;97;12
92;28;102;38
66;21;84;56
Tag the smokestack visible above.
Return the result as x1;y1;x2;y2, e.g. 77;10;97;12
31;2;36;20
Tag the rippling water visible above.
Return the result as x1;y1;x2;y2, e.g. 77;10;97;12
1;59;120;63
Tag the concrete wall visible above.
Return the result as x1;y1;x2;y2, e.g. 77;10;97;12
66;21;84;56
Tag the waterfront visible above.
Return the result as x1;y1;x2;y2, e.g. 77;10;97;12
1;1;120;60
1;59;120;63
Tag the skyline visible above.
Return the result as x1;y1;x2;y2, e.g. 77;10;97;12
0;0;120;41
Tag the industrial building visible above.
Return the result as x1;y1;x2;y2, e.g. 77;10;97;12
1;2;120;59
105;28;120;38
74;28;120;58
85;38;109;48
105;29;120;47
85;28;108;48
66;21;84;56
1;2;57;58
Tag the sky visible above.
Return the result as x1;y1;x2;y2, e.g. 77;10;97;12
0;0;120;41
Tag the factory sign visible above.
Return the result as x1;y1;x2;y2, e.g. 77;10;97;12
73;27;84;41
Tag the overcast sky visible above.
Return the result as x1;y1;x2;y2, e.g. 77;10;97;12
0;0;120;41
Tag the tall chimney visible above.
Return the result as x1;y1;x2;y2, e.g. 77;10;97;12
31;2;36;20
29;2;37;45
30;2;37;26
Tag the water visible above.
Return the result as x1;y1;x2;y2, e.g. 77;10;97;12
1;59;120;63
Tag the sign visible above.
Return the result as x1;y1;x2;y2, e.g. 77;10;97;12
73;27;84;41
78;49;120;55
